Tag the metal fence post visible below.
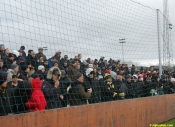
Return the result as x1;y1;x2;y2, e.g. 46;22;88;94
157;9;163;78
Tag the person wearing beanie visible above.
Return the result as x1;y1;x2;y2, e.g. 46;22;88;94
101;73;118;102
19;57;27;71
43;60;49;71
25;78;46;112
42;67;63;109
8;75;31;113
69;72;92;106
86;71;101;104
125;74;134;99
0;71;13;116
59;70;72;107
26;51;38;71
60;55;69;66
7;64;19;82
3;53;15;69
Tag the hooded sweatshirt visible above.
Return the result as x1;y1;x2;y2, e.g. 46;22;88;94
25;78;46;112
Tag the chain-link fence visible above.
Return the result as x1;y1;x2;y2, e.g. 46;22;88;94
0;0;175;117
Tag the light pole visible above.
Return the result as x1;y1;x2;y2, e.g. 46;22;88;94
119;39;126;63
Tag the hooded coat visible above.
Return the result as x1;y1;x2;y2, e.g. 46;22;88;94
42;67;62;109
25;78;46;112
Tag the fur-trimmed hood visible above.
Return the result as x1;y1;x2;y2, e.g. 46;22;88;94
47;67;61;80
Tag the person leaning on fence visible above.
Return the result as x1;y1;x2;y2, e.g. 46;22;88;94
69;73;92;106
101;73;118;102
59;70;72;107
0;71;13;116
42;67;63;109
8;75;32;114
25;78;46;112
115;75;128;100
86;71;101;104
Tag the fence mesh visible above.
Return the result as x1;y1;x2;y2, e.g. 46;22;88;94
0;0;161;65
0;0;175;117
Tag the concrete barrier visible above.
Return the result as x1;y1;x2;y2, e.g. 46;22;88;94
0;94;175;127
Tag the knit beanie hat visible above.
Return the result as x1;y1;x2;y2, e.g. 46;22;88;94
76;72;83;79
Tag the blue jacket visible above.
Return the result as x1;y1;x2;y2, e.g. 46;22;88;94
48;58;54;68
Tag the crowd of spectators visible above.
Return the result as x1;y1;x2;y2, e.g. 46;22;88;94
0;44;175;116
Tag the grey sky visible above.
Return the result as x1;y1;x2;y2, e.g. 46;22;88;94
135;0;175;26
0;0;174;66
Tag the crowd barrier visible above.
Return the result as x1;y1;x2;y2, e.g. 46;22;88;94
0;94;175;127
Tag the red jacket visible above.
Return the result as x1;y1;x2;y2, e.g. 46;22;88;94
25;78;46;112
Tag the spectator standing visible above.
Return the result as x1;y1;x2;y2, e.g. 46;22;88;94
25;78;46;112
7;64;19;82
101;74;118;102
0;71;13;116
54;51;61;63
42;67;63;109
4;53;16;69
0;59;7;71
0;44;5;57
19;46;26;58
36;47;47;62
86;71;101;104
59;70;72;107
2;48;10;61
67;60;78;81
48;56;57;68
115;75;128;100
27;51;38;71
69;73;92;106
8;75;30;114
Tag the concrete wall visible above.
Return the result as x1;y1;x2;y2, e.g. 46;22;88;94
0;94;175;127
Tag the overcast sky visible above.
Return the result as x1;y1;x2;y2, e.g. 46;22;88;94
136;0;175;26
0;0;174;66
